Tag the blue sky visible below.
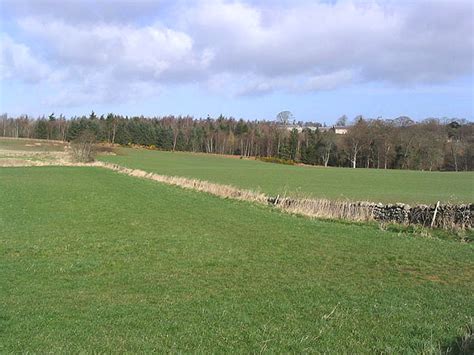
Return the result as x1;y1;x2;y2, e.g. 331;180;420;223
0;0;473;123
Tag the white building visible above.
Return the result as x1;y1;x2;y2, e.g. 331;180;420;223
287;125;350;135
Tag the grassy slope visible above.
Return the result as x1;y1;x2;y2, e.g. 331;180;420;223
1;167;473;352
100;148;474;204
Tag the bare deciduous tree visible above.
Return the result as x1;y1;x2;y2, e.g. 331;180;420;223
71;130;96;162
1;112;473;171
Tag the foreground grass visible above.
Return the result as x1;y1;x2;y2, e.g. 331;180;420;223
100;148;474;204
1;167;473;352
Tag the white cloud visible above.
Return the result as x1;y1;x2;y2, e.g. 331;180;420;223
1;0;472;106
0;33;50;83
18;18;208;80
305;70;356;91
14;18;212;105
1;0;164;24
183;0;472;84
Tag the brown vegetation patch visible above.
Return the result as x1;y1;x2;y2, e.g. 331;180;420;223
93;161;268;204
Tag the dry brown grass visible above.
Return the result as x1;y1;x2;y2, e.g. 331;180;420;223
92;161;268;204
0;150;73;166
271;197;375;222
92;162;377;222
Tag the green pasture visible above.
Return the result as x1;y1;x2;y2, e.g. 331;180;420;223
100;148;474;204
1;166;472;352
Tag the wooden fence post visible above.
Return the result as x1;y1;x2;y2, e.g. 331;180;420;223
431;201;440;228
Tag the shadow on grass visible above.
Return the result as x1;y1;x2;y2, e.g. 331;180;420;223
442;323;474;354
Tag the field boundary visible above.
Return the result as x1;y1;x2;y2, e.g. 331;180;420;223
2;159;472;230
91;162;474;231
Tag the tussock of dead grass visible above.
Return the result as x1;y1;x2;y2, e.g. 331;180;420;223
92;161;268;204
273;197;374;222
93;162;375;223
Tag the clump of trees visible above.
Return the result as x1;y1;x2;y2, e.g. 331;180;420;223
70;130;96;162
1;112;472;171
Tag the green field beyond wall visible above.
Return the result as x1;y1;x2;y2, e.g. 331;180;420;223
100;148;474;204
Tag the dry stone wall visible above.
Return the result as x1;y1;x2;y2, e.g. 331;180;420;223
268;197;473;230
372;203;473;229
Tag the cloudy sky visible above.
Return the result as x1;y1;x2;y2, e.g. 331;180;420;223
0;0;473;123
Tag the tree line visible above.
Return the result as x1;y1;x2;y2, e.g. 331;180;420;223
1;112;472;171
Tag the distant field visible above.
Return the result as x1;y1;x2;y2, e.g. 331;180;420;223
100;148;474;204
0;138;69;165
0;137;67;152
1;166;473;352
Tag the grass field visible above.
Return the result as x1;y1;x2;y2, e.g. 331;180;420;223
1;166;473;352
0;138;69;165
0;138;67;152
100;148;474;204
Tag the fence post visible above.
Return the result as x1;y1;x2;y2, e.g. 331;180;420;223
431;201;440;228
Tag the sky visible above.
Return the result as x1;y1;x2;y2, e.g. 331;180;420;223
0;0;473;124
